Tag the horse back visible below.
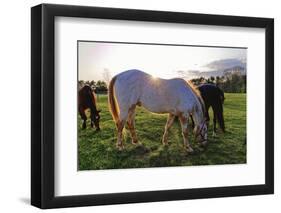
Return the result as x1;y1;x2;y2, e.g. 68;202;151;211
113;70;201;114
198;84;224;104
78;85;96;110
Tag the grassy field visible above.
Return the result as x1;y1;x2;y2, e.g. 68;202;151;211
78;93;246;170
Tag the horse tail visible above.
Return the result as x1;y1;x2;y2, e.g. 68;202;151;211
216;87;225;132
216;97;225;132
108;76;119;124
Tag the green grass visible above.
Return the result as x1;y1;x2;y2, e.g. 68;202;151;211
78;93;246;170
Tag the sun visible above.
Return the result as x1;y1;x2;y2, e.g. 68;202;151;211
150;72;162;79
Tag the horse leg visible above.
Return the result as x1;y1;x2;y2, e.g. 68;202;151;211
116;120;126;150
162;113;175;145
205;104;210;127
90;113;94;128
190;115;195;129
79;107;87;129
179;113;193;152
116;110;128;150
127;105;138;145
212;106;217;137
90;109;94;128
216;101;225;133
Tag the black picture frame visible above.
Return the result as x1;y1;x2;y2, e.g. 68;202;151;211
31;3;274;209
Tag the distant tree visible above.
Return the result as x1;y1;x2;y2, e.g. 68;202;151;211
191;77;205;86
89;80;96;90
78;80;85;90
103;68;112;85
206;76;215;84
215;76;220;88
190;73;246;93
241;75;246;93
95;80;108;94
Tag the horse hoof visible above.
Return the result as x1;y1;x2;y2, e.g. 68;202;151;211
116;144;124;151
162;142;169;147
200;141;208;147
185;147;194;153
117;146;124;151
132;140;139;145
162;139;169;146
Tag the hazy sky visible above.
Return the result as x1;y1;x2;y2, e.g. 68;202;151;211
78;41;247;81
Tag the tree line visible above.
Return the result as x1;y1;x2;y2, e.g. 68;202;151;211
191;73;246;93
79;73;246;94
78;80;108;94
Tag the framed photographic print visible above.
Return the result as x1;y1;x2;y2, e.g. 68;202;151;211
31;3;274;209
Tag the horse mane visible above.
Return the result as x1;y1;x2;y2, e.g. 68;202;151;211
186;81;206;115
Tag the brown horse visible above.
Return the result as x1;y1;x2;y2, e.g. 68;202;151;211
78;85;101;130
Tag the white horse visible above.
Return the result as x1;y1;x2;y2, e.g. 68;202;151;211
108;69;207;152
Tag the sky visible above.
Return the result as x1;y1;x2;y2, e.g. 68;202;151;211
78;41;247;81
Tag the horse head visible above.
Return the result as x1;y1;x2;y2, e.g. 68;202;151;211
193;119;208;146
91;109;101;131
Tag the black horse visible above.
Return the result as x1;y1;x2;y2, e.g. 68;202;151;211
192;84;225;136
78;85;101;130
